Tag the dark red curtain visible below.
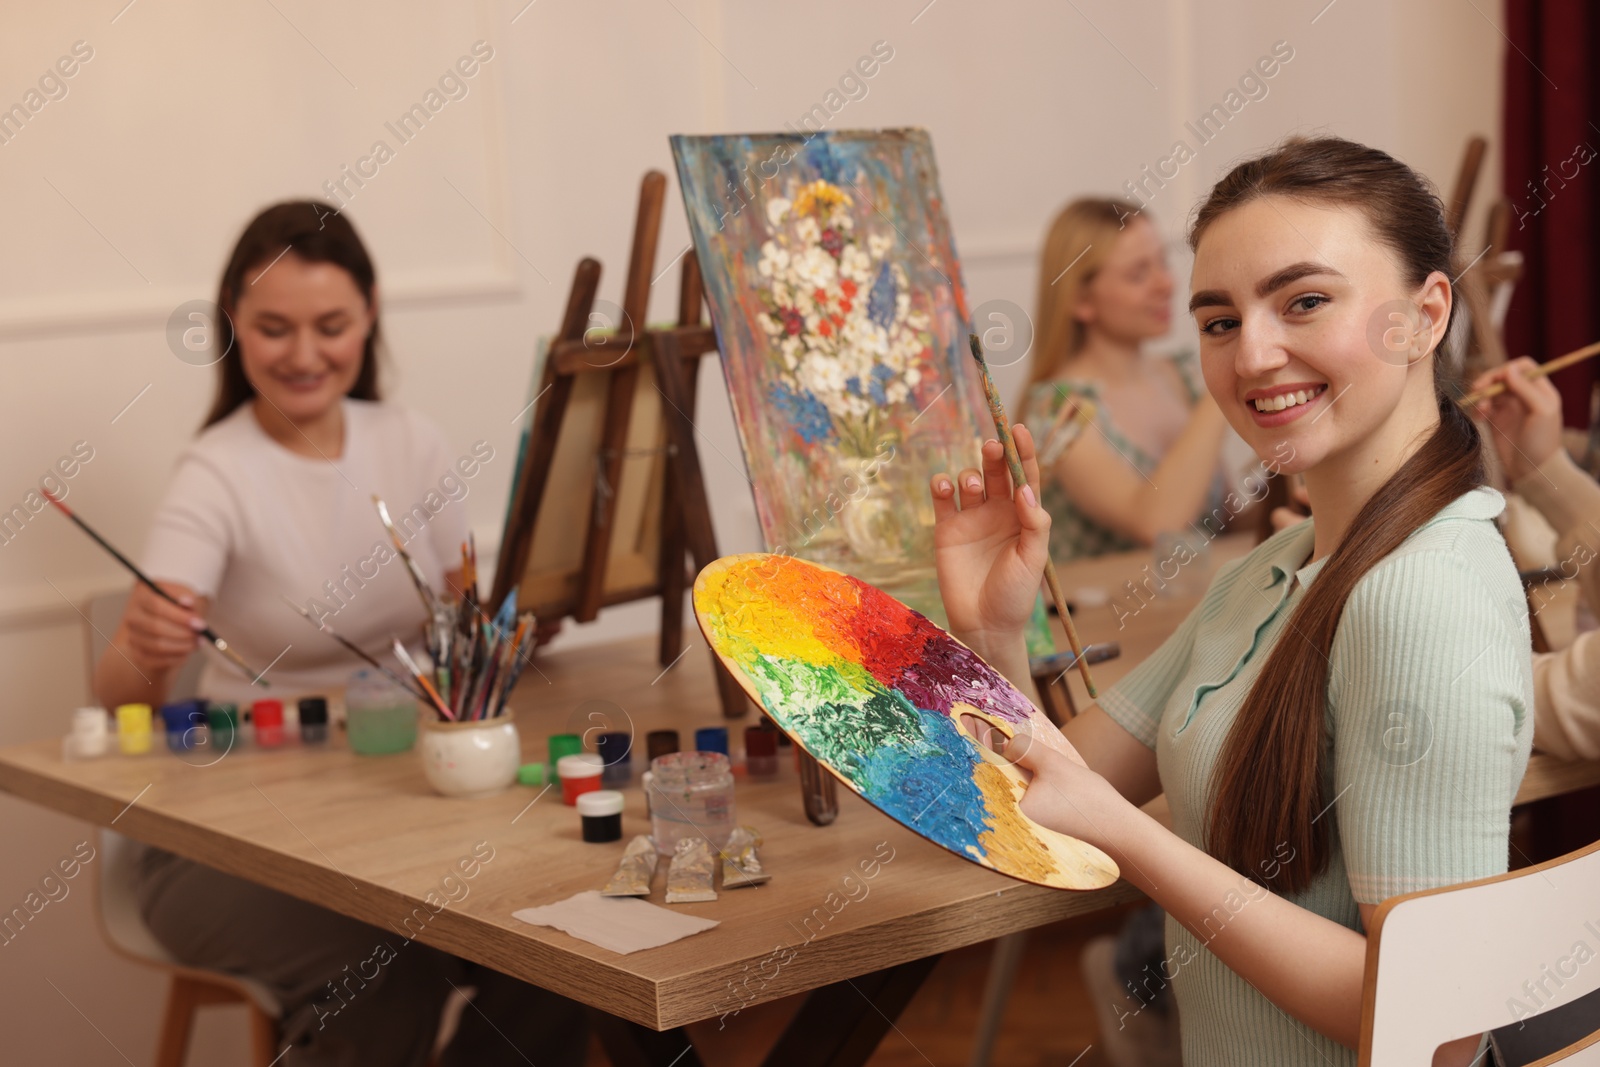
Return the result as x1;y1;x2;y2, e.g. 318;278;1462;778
1501;0;1600;429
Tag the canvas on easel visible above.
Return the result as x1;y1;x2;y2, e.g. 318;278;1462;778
494;170;747;717
670;130;993;604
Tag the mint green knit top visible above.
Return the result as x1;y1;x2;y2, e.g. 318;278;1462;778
1098;486;1534;1065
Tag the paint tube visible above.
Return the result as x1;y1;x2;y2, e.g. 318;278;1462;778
719;826;769;889
664;837;717;903
601;835;658;898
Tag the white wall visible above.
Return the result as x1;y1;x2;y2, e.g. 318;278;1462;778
0;0;1504;1060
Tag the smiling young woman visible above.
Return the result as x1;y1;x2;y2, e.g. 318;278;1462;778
93;204;465;711
90;202;589;1067
931;138;1532;1066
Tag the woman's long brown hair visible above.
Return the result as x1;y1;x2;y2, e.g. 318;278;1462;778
203;201;382;429
1194;138;1485;893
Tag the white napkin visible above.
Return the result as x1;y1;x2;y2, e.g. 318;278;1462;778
512;891;718;955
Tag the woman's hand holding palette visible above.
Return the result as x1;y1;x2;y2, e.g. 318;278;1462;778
693;554;1119;891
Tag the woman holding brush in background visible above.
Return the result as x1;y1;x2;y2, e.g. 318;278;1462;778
1472;356;1600;761
1269;354;1600;760
1017;200;1238;560
91;202;586;1067
933;137;1532;1065
93;203;469;710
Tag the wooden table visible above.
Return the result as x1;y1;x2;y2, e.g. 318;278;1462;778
2;534;1592;1065
0;632;1148;1066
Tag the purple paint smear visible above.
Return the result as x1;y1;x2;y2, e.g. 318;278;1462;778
891;636;1035;724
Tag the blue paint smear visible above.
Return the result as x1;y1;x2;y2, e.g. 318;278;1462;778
867;261;896;329
850;701;993;861
744;653;994;862
768;379;835;444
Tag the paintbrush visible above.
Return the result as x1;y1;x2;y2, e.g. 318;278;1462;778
391;637;454;720
1459;340;1600;406
278;596;429;702
1037;394;1096;467
371;495;443;618
42;490;268;685
967;334;1098;698
490;615;534;718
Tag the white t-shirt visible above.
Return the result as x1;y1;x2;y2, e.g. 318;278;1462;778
142;399;474;704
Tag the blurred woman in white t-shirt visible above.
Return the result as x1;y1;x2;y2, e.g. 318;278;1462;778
92;202;585;1067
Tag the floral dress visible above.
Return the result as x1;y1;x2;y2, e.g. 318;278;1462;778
1019;353;1228;562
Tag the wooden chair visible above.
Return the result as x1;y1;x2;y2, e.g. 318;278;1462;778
1360;839;1600;1065
85;592;282;1067
94;829;282;1066
1028;642;1121;725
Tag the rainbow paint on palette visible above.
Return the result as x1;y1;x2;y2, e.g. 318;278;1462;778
693;554;1119;890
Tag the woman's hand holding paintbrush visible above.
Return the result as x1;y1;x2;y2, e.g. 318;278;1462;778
44;489;267;684
123;579;211;671
930;424;1057;686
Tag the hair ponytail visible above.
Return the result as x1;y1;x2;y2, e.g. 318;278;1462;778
1190;137;1485;892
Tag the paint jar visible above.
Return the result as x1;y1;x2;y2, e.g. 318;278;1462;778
160;700;208;752
66;707;110;760
419;710;521;798
744;726;779;779
577;789;624;843
252;700;286;748
596;731;632;786
517;762;546;787
647;752;735;853
797;750;838;826
694;726;729;757
548;734;582;779
298;698;329;744
115;703;152;755
646;729;680;762
558;754;604;805
346;669;418;755
207;703;239;750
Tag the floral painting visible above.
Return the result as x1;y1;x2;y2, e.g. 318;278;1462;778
670;128;993;604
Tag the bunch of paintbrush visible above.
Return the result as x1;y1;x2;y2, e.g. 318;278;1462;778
283;501;537;721
435;585;536;721
374;499;534;721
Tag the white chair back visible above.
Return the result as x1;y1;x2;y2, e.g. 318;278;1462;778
1361;840;1600;1065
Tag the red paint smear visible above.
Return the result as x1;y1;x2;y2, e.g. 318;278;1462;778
836;575;939;688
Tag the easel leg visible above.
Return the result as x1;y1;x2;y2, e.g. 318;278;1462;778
653;331;747;718
658;443;687;668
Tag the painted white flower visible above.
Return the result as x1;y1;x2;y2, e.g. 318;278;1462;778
766;198;791;227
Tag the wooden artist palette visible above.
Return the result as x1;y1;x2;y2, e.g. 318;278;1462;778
693;554;1120;891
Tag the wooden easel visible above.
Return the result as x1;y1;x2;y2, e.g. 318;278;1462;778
1445;135;1524;382
493;170;748;718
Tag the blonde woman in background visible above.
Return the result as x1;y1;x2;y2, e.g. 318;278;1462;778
1020;200;1237;561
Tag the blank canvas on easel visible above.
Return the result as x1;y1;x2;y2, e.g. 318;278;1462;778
506;338;670;621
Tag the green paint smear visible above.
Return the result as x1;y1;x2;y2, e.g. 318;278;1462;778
745;653;993;860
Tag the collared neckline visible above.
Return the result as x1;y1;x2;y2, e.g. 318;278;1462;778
1255;486;1505;593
